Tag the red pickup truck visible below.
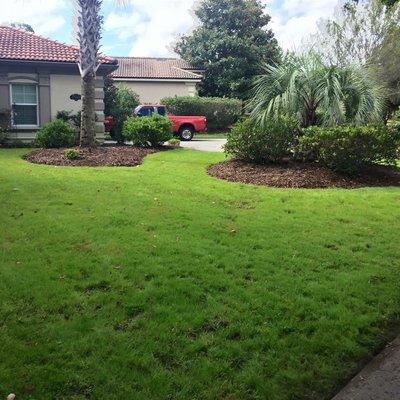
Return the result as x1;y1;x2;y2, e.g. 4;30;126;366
105;105;207;141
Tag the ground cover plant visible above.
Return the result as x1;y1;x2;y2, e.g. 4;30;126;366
1;148;400;399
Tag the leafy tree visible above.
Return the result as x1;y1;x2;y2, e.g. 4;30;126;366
249;53;384;128
10;23;34;32
104;75;118;117
307;0;400;110
109;86;140;143
175;0;280;99
308;0;400;66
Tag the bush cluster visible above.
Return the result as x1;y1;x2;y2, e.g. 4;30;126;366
161;96;242;131
224;117;299;163
110;86;140;143
123;114;173;147
297;125;400;175
0;109;11;145
35;119;75;148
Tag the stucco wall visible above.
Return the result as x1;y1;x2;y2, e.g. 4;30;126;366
115;80;198;103
50;74;82;118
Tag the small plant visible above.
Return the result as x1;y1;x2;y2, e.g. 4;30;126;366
168;138;181;147
123;114;173;147
64;149;81;160
297;124;400;175
35;119;75;148
224;117;299;163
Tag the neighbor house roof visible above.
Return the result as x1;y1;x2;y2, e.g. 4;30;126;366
112;57;203;80
0;25;117;65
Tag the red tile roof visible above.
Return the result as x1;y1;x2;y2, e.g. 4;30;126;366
112;57;203;80
0;25;116;65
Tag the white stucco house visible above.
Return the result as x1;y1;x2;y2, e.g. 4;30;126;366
0;26;203;142
112;57;203;103
0;26;118;141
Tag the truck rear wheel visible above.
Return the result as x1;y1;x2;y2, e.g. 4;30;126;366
179;125;194;141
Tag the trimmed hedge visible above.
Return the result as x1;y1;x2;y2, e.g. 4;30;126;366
225;117;299;163
123;114;172;147
35;119;75;148
297;124;400;175
161;96;242;131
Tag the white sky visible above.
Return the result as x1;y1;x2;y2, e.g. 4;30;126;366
1;0;339;57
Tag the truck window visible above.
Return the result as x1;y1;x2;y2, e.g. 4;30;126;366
156;106;166;116
137;106;154;116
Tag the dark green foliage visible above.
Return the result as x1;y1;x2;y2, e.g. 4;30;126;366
123;114;173;147
298;125;400;175
56;110;81;129
0;109;11;145
64;149;81;160
10;22;34;32
109;86;140;143
175;0;280;99
225;117;299;163
103;75;118;117
35;119;75;148
161;96;242;131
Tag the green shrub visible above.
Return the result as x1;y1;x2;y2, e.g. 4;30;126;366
0;109;11;145
123;114;173;147
387;107;400;133
161;96;242;131
56;110;81;129
224;117;299;163
35;119;75;148
298;125;400;175
64;149;81;160
168;138;181;147
110;86;140;143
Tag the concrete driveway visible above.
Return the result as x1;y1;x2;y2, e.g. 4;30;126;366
180;138;226;152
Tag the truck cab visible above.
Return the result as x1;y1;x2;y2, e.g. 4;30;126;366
134;105;207;141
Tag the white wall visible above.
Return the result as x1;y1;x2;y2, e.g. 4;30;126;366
116;80;198;103
50;74;82;118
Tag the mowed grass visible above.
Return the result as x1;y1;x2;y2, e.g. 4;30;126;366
0;148;400;400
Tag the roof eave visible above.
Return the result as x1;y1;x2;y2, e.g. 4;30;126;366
113;77;202;82
0;58;118;73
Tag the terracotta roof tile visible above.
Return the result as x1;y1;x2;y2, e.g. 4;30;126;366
112;57;203;80
0;25;116;65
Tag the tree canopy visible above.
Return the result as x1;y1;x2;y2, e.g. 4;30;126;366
10;23;34;33
175;0;280;99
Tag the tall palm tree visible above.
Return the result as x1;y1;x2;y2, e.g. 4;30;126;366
248;52;384;128
74;0;125;147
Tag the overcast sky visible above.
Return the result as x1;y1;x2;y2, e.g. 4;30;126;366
2;0;338;57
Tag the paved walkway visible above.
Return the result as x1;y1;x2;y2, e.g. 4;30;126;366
180;138;226;152
332;336;400;400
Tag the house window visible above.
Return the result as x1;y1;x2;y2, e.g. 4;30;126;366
10;83;38;126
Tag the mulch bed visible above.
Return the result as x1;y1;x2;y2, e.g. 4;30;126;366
207;159;400;189
24;146;159;167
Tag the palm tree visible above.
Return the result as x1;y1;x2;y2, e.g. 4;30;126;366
248;52;384;128
74;0;125;147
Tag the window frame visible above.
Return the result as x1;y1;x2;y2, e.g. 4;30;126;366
9;82;40;129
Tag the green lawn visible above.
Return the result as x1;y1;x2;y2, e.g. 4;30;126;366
195;132;227;139
1;148;400;400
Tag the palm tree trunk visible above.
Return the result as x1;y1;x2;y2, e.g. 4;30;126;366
80;72;96;147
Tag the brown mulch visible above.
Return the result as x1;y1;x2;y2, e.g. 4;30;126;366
207;159;400;189
24;146;159;167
